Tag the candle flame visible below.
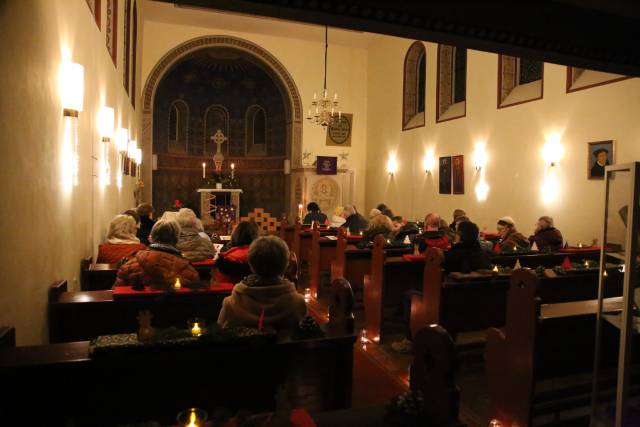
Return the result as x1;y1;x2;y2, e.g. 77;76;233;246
492;265;499;272
174;278;181;289
187;409;198;427
191;322;202;337
604;270;608;277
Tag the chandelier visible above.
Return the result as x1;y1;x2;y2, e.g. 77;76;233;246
306;26;341;128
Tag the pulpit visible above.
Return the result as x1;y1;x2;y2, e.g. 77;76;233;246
197;188;243;228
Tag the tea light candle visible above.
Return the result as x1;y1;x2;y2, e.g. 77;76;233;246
191;322;202;337
359;231;363;236
173;278;181;290
202;162;206;179
513;246;517;252
492;265;499;273
578;243;583;248
584;260;589;268
231;163;235;179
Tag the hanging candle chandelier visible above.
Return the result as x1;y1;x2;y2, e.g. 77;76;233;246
307;26;341;128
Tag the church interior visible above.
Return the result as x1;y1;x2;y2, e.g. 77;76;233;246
2;1;640;426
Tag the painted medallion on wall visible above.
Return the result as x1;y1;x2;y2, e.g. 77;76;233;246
439;156;452;194
311;177;340;214
326;113;353;146
587;140;614;180
452;155;464;194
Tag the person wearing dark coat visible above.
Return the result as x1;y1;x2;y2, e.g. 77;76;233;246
136;203;156;246
529;216;564;252
214;221;259;285
391;216;419;244
302;202;328;225
444;221;491;273
342;205;368;234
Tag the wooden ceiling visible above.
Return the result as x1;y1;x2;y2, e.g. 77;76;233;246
157;0;640;76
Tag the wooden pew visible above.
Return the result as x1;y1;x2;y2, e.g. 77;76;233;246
307;225;343;299
0;326;15;348
3;287;357;425
491;249;600;268
280;218;302;260
485;269;626;427
48;280;232;343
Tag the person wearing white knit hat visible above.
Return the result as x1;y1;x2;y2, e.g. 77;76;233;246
496;216;530;253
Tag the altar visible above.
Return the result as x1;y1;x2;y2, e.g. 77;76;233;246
197;188;243;228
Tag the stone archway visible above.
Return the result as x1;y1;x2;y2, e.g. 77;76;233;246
140;35;303;215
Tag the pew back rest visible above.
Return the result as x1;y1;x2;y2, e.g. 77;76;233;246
0;326;16;348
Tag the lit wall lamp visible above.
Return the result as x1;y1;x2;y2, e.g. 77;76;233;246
423;150;435;174
387;156;398;176
134;148;142;179
473;143;487;172
98;106;114;187
541;134;563;204
128;139;137;177
59;61;84;189
542;134;564;168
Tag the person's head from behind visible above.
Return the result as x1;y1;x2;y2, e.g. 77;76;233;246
176;208;198;229
455;215;470;226
307;202;320;213
536;216;554;232
149;219;181;246
391;216;404;232
452;209;466;222
136;203;154;219
108;215;139;241
497;216;516;238
123;209;140;227
424;213;441;231
231;221;259;247
376;203;388;212
342;205;356;219
334;206;344;217
248;236;290;279
456;220;478;244
369;208;382;219
368;213;393;233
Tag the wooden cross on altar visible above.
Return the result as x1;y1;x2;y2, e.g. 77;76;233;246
211;129;227;172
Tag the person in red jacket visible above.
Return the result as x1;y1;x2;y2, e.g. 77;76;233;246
115;219;199;288
214;221;260;285
97;215;147;264
417;213;451;252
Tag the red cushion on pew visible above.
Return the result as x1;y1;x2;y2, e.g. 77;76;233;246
112;283;233;297
191;259;215;266
402;254;426;262
346;235;362;242
558;247;600;253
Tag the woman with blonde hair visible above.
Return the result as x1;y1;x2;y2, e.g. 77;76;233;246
97;215;147;263
175;208;216;261
356;213;394;249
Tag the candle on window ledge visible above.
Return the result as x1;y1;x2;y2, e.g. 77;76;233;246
202;162;206;179
173;277;181;290
231;163;235;180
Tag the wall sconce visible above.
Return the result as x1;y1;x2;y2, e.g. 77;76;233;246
115;128;128;188
134;148;142;179
127;139;138;159
387;156;398;176
98;107;114;187
473;143;487;172
60;62;84;117
543;134;564;168
423;151;435;174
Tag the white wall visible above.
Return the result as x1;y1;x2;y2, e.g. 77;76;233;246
139;4;369;212
0;0;140;344
365;34;640;244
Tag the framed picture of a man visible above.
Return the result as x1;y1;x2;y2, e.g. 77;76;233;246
588;140;614;180
439;156;452;194
452;155;464;194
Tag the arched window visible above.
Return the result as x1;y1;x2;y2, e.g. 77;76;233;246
402;41;426;130
498;55;543;108
245;105;267;156
204;105;229;156
437;44;466;122
167;100;189;154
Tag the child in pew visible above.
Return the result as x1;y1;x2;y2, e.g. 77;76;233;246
114;219;199;288
217;236;307;330
392;221;491;353
214;221;259;285
97;215;147;264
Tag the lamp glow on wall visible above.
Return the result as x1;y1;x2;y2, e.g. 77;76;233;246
115;128;129;188
423;150;435;174
473;143;490;201
133;148;142;179
387;155;398;176
98;106;114;187
59;61;84;190
541;134;564;205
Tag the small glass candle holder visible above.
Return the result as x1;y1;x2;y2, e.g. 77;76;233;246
188;318;205;337
177;407;208;427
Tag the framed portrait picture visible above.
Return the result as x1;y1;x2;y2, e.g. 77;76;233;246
452;155;464;194
439;156;452;194
326;113;353;146
587;140;614;180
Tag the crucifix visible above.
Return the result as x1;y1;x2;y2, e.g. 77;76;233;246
211;129;227;173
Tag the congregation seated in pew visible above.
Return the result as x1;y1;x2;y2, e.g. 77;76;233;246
342;204;368;234
391;215;419;243
529;215;564;252
115;219;199;288
356;214;396;249
214;220;259;285
302;201;328;225
495;216;530;253
417;213;451;252
217;235;307;330
176;208;216;262
329;206;346;228
136;203;156;246
376;203;394;219
96;214;147;264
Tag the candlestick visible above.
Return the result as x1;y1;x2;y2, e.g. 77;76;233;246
191;322;202;337
173;278;181;290
202;162;206;179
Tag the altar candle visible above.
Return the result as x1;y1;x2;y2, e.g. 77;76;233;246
191;322;202;337
298;204;303;219
202;162;206;179
173;277;181;290
231;163;235;179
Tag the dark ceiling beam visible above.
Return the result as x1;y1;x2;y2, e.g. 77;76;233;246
158;0;640;76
